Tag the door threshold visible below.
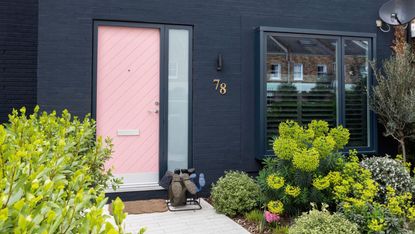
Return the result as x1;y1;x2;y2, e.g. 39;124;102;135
106;182;165;193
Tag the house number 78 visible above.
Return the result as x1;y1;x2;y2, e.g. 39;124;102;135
213;79;227;95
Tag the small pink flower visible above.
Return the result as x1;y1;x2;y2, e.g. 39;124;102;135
264;210;280;223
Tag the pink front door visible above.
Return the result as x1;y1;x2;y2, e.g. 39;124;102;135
96;25;160;187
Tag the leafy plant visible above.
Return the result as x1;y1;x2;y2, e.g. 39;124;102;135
370;44;415;163
288;204;359;234
0;107;141;233
258;120;349;216
112;197;127;233
211;171;260;217
334;151;415;233
339;200;407;234
273;225;289;234
245;209;264;223
361;155;414;200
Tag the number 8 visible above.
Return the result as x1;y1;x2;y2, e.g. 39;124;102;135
219;83;227;95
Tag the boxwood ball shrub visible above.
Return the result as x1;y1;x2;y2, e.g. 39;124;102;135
288;204;359;234
361;156;414;199
258;120;349;216
211;171;260;217
0;107;142;233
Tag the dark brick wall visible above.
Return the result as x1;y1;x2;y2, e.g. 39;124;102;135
0;0;38;122
37;0;395;197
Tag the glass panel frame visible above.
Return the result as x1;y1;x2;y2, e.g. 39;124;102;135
166;27;192;171
342;37;372;149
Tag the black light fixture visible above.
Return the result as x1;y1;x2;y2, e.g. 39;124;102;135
377;0;415;35
217;54;223;71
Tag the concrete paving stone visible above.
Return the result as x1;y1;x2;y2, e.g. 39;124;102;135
145;231;165;234
108;199;250;234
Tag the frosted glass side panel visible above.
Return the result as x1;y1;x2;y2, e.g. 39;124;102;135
168;29;189;171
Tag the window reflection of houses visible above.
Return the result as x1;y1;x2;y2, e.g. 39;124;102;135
317;64;327;80
265;34;369;148
344;40;369;147
168;62;179;80
270;63;281;80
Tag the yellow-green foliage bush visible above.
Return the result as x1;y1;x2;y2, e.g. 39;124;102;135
0;107;143;233
258;120;350;215
335;150;415;233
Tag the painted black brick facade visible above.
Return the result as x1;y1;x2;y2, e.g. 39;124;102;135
35;0;396;198
0;0;38;122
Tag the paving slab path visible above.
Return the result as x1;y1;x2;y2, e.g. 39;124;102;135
113;199;250;234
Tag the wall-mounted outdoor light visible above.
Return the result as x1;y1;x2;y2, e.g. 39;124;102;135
377;0;415;34
217;54;223;71
376;19;391;32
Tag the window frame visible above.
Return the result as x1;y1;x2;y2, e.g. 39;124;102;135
166;27;193;171
269;63;282;80
256;27;377;158
293;63;303;81
317;64;328;77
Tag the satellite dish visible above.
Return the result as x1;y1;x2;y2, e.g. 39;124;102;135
379;0;415;25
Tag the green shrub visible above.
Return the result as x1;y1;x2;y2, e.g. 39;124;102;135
0;107;141;233
338;201;405;234
361;156;414;199
334;151;415;233
258;120;348;216
288;204;359;234
211;171;260;217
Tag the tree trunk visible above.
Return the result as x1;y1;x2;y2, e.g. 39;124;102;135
392;25;407;55
399;138;407;163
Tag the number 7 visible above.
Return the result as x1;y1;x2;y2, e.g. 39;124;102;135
213;79;220;90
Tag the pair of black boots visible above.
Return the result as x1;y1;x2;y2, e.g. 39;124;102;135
159;168;198;207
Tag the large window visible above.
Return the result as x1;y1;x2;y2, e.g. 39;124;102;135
260;29;374;155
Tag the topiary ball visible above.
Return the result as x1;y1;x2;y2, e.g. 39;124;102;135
211;171;260;217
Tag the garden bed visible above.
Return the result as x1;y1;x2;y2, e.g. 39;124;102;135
232;216;271;234
209;119;415;233
232;215;291;234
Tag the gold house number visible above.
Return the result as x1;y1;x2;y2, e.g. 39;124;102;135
213;79;227;95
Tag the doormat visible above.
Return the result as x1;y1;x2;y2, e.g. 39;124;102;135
109;199;168;214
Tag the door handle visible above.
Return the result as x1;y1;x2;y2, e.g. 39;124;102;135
148;109;159;114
